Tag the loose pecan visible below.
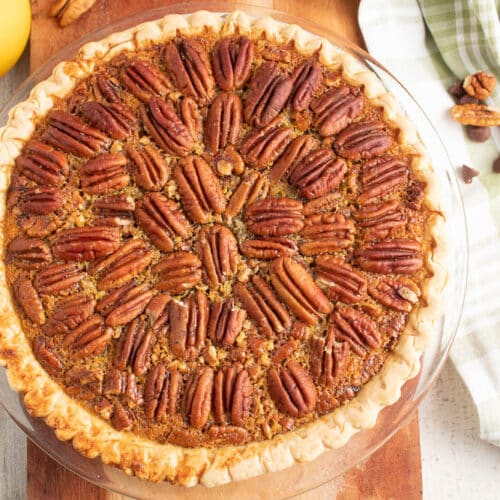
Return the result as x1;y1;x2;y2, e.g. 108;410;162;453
225;171;269;217
80;101;135;140
303;192;341;215
214;364;252;426
463;71;496;100
145;293;171;334
311;328;350;386
65;366;102;401
300;213;355;255
93;74;120;103
33;336;64;376
240;237;298;259
135;192;191;252
79;153;129;194
89;239;154;291
244;61;293;128
183;366;214;429
164;39;214;103
195;225;239;289
7;237;52;270
153;251;202;294
354;199;406;239
240;121;292;169
311;85;365;136
34;263;85;295
269;257;332;325
120;60;171;102
290;60;323;112
62;315;113;359
245;197;304;237
113;319;155;376
173;155;226;223
96;281;154;327
205;92;243;154
93;193;135;231
268;360;317;417
140;97;194;155
450;103;500;126
42;110;108;158
234;276;291;337
52;226;120;262
180;97;203;141
126;144;170;191
289;149;347;199
315;255;367;304
208;298;246;346
43;294;95;337
368;277;421;312
103;368;141;404
334;120;392;160
14;277;45;324
354;239;423;274
357;157;408;204
144;364;181;421
21;188;63;215
212;36;254;91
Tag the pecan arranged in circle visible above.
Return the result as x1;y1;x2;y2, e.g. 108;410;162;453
145;293;171;335
240;237;298;260
33;336;64;376
268;360;317;417
93;193;135;231
120;60;171;102
103;368;140;404
152;251;202;295
225;171;269;218
7;237;52;270
289;60;323;112
66;366;103;401
18;213;64;239
303;192;341;216
353;199;406;240
111;401;133;431
80;101;135;140
14;277;45;325
21;188;63;215
208;298;246;346
311;328;350;386
368;277;421;312
183;366;214;429
144;364;181;421
93;74;120;103
180;97;203;142
79;153;130;194
126;144;170;191
43;294;95;337
34;262;85;295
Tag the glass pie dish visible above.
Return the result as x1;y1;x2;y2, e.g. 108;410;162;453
0;3;467;498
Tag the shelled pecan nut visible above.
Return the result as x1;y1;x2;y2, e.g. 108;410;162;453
311;85;365;137
214;145;245;176
173;155;226;223
145;293;171;334
311;328;350;386
43;294;95;336
450;103;500;126
65;366;102;401
289;320;309;340
183;366;214;429
111;401;133;431
207;425;250;446
144;364;181;421
315;255;367;304
52;226;120;262
7;237;52;270
103;368;141;404
135;192;190;252
353;199;406;239
14;277;45;324
62;314;113;359
289;60;323;112
120;60;171;102
334;120;392;160
79;153;130;194
33;336;64;376
225;171;269;217
208;298;246;346
21;188;63;215
354;238;423;274
303;192;341;215
18;213;64;239
244;61;293;128
126;144;170;191
240;237;298;259
180;97;203;141
368;276;421;312
299;213;355;255
93;193;135;230
269;257;332;325
272;339;297;364
463;71;496;100
93;74;120;103
153;251;202;295
34;263;85;295
80;101;135;140
268;360;317;417
212;36;254;91
245;197;304;237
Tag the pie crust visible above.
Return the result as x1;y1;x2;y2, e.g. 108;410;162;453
0;11;447;487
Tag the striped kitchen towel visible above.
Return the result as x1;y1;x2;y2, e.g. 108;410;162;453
359;0;500;446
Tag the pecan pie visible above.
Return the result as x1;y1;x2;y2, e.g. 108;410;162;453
0;11;446;487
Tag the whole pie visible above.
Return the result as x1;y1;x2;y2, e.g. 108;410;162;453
0;10;446;487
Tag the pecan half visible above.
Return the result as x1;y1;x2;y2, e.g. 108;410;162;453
212;36;254;91
207;425;250;446
135;192;191;252
79;153;129;194
214;364;252;426
34;263;85;295
14;277;45;324
164;39;214;103
311;328;350;386
334;120;392;160
120;60;171;102
21;188;63;215
303;192;341;216
153;251;202;295
368;277;421;312
140;97;194;155
290;320;309;340
289;149;347;199
315;255;367;304
144;364;181;421
205;92;243;154
234;276;291;337
354;199;406;239
111;401;133;431
16;140;69;187
80;101;135;140
93;74;120;103
113;319;155;376
180;97;203;141
214;145;245;176
18;214;64;239
354;239;423;274
33;336;64;376
268;360;317;417
43;294;95;337
7;237;52;270
269;257;332;325
311;85;365;136
62;315;113;359
272;339;297;363
450;103;500;126
195;225;239;289
103;368;140;404
244;61;293;128
126;144;170;191
208;298;246;346
42;110;108;158
300;213;355;256
53;226;120;262
65;366;102;401
145;293;171;334
240;237;298;259
183;366;214;429
289;60;323;112
245;197;304;237
89;239;154;291
173;155;226;223
463;72;496;100
93;193;135;231
225;171;269;218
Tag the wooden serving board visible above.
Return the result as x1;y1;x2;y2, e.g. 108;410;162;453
28;1;422;498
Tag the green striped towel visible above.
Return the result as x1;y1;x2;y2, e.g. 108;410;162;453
359;0;500;446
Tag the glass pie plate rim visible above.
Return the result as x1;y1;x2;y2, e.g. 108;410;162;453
0;2;468;498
